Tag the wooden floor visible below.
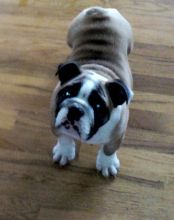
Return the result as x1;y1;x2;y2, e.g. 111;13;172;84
0;0;174;219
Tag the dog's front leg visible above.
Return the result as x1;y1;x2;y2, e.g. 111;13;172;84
52;135;76;166
96;136;124;177
96;146;120;177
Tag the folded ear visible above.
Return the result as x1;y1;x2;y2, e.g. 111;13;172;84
55;62;81;85
106;80;133;107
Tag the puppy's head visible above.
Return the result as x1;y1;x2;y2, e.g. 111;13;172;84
51;62;132;141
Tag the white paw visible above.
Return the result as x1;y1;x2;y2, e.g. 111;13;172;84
96;148;120;177
52;138;76;166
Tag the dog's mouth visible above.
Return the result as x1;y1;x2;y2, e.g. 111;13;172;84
61;120;81;137
55;107;90;140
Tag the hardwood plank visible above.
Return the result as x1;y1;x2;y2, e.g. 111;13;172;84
129;109;174;135
0;0;174;219
131;91;174;114
0;147;173;220
0;109;17;130
131;43;174;79
125;128;174;154
37;209;132;220
109;0;174;46
134;74;174;96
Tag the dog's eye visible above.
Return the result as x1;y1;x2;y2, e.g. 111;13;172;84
96;104;101;109
65;91;71;97
58;89;72;101
89;91;105;112
58;83;82;102
95;103;105;112
60;90;71;99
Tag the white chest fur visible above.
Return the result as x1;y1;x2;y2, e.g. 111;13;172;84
86;105;123;145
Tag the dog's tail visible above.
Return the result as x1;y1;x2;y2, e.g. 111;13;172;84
85;7;108;20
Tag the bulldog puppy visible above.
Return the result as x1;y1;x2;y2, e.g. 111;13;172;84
51;7;134;177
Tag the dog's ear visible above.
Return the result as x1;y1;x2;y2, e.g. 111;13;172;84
55;62;81;85
106;80;133;107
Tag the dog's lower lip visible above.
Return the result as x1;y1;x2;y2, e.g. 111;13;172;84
62;120;69;126
73;125;81;137
59;121;80;136
61;120;70;129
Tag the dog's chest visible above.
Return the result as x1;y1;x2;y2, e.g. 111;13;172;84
86;106;122;145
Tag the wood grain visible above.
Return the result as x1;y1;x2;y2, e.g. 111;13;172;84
0;0;174;219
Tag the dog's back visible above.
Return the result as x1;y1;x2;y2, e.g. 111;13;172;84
67;7;133;88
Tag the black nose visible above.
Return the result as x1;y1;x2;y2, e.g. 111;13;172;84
67;106;84;123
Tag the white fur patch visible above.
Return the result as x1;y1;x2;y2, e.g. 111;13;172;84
55;107;68;127
52;136;76;166
96;146;120;177
87;105;123;144
79;114;91;140
129;90;134;104
78;77;95;99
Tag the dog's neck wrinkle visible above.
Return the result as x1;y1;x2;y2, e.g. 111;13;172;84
80;63;118;81
79;61;132;89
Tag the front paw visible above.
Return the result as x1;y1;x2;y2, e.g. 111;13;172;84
96;148;120;177
52;141;76;166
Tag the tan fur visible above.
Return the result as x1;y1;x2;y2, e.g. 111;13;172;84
51;7;133;156
67;7;133;88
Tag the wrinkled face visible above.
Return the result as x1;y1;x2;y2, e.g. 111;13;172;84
52;62;131;142
54;75;110;141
